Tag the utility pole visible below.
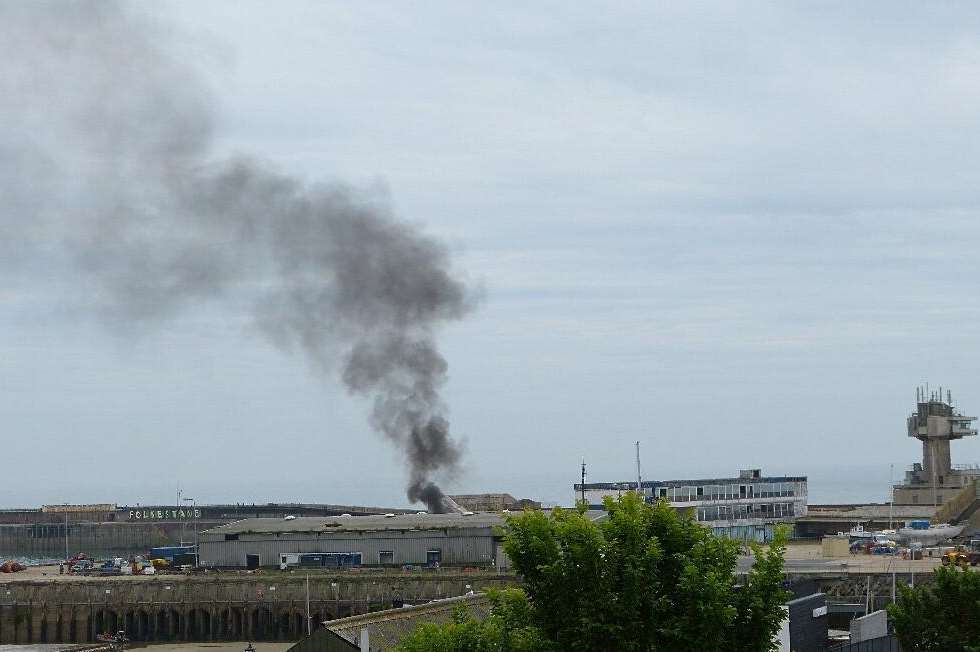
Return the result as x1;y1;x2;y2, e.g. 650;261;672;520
864;575;871;615
64;503;69;562
580;459;587;505
178;488;185;546
635;441;642;493
889;464;894;529
193;498;198;567
183;496;197;567
892;566;896;604
306;574;312;636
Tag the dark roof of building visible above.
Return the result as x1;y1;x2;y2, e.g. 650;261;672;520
202;512;506;536
203;508;610;537
125;502;416;515
449;493;517;501
798;504;936;522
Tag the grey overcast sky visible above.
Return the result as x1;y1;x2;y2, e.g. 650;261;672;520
3;1;980;508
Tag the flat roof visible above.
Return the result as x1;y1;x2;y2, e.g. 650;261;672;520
577;476;807;491
204;508;610;536
798;504;936;521
449;494;516;500
204;512;507;535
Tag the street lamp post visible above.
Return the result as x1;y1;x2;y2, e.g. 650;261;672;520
178;488;184;546
183;497;198;567
64;503;69;562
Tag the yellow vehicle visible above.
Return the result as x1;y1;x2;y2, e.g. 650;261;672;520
941;542;980;568
150;558;170;569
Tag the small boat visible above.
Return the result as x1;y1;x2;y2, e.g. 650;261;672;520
896;522;965;546
846;524;876;541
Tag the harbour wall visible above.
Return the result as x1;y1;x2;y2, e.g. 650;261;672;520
0;570;936;644
0;572;518;644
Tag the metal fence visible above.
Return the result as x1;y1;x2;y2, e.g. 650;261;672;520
829;634;901;652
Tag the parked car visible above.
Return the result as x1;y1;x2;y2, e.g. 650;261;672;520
97;563;121;576
71;559;94;574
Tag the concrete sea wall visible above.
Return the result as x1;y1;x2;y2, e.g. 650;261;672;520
0;572;518;644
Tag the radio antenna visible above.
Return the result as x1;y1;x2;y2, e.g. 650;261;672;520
636;441;642;492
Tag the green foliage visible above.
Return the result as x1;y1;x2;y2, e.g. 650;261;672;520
887;565;980;651
730;526;791;652
398;493;790;652
397;589;553;652
504;493;789;652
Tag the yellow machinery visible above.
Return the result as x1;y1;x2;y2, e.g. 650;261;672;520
941;541;980;568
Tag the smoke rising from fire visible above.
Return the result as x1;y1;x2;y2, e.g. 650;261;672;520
0;2;473;512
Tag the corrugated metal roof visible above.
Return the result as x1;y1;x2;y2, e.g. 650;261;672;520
204;512;506;535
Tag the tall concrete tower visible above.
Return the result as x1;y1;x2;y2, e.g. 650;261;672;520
894;387;979;506
907;389;976;484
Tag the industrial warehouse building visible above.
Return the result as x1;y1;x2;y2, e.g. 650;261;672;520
576;468;808;542
199;513;509;570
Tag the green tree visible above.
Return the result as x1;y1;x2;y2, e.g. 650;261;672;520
504;493;789;652
887;565;980;652
398;493;789;652
398;589;554;652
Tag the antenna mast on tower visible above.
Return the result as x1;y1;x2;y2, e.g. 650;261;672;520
636;441;642;492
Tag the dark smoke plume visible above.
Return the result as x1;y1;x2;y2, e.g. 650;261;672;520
0;2;474;512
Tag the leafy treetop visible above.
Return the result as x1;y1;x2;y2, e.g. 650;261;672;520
887;564;980;652
399;492;790;652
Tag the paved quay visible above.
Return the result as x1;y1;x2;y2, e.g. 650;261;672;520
10;545;946;583
737;542;943;574
1;567;232;583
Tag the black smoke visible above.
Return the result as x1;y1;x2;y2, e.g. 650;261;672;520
0;1;474;513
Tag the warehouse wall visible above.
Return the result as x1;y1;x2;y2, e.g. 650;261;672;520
0;522;222;560
200;530;501;569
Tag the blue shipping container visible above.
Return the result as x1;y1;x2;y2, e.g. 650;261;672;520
150;545;196;560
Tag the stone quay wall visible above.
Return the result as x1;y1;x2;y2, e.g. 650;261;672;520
0;571;518;644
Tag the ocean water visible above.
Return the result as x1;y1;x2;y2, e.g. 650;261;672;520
803;464;898;505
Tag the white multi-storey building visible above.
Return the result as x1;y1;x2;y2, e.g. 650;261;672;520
575;468;808;543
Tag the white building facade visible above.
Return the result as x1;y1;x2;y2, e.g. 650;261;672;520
575;468;807;543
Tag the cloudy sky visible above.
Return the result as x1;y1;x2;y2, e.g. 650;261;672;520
3;1;980;507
